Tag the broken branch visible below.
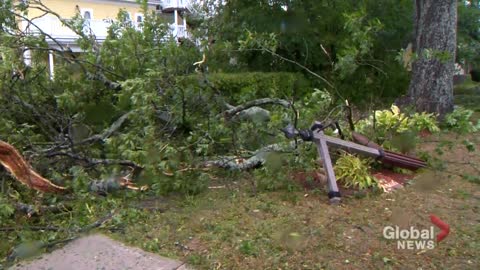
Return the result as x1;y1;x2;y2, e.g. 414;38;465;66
0;140;66;193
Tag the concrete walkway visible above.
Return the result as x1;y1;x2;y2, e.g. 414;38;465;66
10;234;189;270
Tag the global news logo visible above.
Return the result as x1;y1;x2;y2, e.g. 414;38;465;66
383;214;450;250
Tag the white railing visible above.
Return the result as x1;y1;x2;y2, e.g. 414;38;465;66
170;24;188;38
27;16;111;42
24;16;189;44
162;0;188;9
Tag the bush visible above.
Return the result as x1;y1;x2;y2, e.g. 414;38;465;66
443;106;480;134
356;104;439;143
180;72;311;103
334;152;379;190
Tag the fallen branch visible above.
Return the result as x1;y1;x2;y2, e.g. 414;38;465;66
88;175;147;195
0;140;66;193
204;141;301;170
14;202;69;217
224;98;291;119
204;156;265;170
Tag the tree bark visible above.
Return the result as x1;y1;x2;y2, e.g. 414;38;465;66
407;0;457;117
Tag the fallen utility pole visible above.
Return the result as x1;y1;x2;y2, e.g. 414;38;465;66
282;122;426;204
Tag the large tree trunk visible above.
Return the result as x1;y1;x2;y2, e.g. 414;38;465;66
407;0;457;117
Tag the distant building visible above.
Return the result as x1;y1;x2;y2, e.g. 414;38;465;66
17;0;192;78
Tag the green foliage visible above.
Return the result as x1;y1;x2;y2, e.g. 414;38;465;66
335;10;383;79
443;107;480;134
182;72;310;103
206;0;413;105
356;105;439;145
409;112;441;133
0;195;15;222
458;2;480;68
334;152;379;190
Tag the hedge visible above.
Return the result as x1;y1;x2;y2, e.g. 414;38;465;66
180;72;312;103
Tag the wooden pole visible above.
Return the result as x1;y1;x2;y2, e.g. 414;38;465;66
313;131;341;204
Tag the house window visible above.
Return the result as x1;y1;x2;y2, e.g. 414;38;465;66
80;8;93;20
135;13;144;29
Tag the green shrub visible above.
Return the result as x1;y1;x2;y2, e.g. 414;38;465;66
443;106;480;134
409;112;441;133
356;104;439;143
334;152;379;190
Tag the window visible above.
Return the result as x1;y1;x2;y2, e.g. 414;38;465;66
80;8;93;20
80;8;93;32
83;11;91;20
135;13;144;29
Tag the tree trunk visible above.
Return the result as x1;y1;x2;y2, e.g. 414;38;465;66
407;0;457;117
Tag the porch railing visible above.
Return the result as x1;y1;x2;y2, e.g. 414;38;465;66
27;17;111;42
162;0;188;10
25;16;188;43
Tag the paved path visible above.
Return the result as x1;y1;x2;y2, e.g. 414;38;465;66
10;234;189;270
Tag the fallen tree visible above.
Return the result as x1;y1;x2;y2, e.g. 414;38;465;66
204;141;301;170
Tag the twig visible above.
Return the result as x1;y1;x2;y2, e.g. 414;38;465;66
260;47;334;89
